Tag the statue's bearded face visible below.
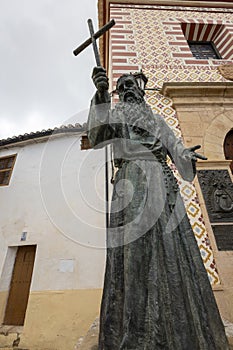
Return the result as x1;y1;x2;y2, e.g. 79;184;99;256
116;75;144;103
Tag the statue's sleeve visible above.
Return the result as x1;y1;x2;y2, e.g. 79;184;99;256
87;92;115;148
158;115;196;182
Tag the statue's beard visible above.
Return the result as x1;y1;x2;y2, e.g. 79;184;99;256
114;95;157;137
119;89;144;104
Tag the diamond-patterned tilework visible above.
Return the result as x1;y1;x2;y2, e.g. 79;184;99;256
161;97;171;105
206;269;220;285
187;202;199;218
200;244;212;264
166;117;176;127
147;97;159;105
192;222;206;238
163;107;173;116
181;185;195;199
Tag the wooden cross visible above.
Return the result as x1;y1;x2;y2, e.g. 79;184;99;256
73;18;115;66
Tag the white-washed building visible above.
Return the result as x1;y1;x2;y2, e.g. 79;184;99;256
0;125;106;350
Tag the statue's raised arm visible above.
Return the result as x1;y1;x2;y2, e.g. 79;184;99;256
87;67;113;148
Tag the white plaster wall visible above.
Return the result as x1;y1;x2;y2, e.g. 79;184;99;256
0;134;107;292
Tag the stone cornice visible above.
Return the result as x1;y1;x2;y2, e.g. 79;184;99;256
161;82;233;107
99;0;233;24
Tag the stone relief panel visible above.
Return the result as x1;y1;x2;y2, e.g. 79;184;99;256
198;169;233;251
197;169;233;223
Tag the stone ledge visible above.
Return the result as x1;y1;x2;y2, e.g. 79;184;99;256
161;82;233;109
196;160;232;170
162;82;233;98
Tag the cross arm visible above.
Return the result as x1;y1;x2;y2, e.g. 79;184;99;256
73;19;115;57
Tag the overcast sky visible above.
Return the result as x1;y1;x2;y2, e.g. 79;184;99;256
0;0;99;139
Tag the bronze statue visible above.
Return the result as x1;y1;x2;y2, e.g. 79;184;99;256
88;66;229;349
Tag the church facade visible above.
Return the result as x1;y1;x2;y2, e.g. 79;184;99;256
98;0;233;324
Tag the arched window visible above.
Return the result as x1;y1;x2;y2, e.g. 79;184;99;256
224;129;233;174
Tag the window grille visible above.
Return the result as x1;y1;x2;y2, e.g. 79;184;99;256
188;41;221;60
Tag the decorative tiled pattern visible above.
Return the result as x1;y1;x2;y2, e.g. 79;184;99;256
110;8;140;90
108;4;233;285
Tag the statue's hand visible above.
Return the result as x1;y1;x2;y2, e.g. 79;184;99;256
92;66;109;93
187;145;208;162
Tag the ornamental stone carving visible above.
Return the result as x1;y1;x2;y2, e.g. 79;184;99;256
218;64;233;81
